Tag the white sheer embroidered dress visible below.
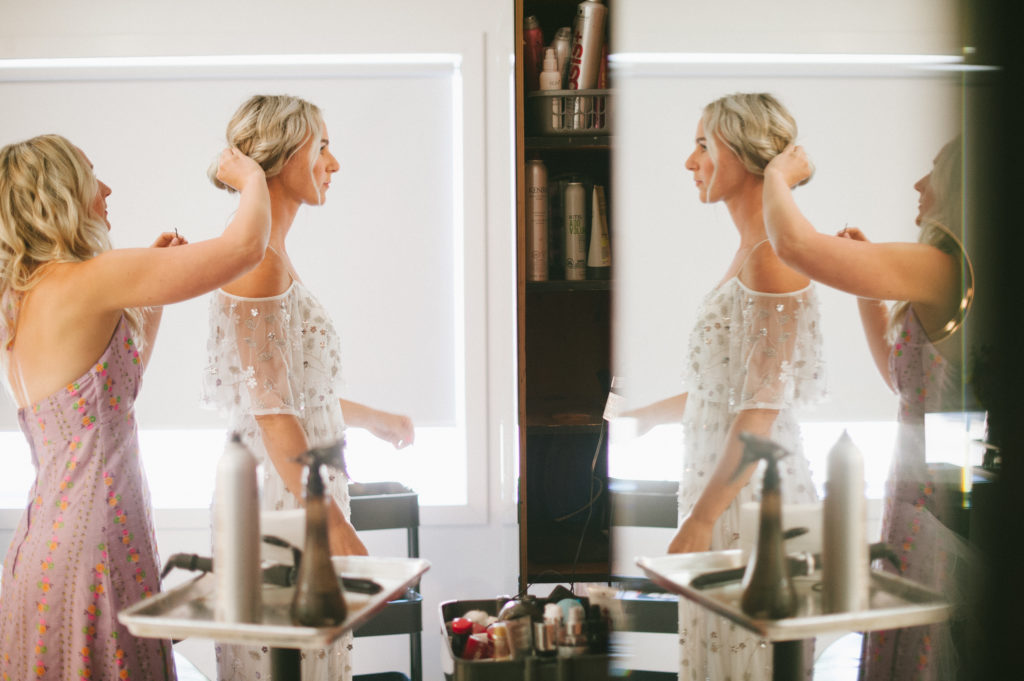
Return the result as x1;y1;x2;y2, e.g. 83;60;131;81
677;277;826;681
202;281;354;681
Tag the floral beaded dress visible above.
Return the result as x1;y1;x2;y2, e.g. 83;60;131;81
0;316;176;681
860;308;973;681
677;275;825;681
202;281;353;681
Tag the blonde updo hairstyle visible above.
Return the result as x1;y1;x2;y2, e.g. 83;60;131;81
210;94;323;195
0;134;142;352
701;92;809;192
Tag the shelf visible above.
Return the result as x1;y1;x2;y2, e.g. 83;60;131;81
524;400;605;430
525;135;612;150
526;279;612;292
525;563;612;584
526;422;604;435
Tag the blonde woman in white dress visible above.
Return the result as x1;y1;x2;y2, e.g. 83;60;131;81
632;93;825;680
202;94;414;681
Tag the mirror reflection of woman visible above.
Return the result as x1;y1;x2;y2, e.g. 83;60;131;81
202;94;414;681
633;93;826;680
764;138;972;681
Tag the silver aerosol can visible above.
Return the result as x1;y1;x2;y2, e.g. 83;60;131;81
552;27;572;88
568;0;606;90
526;160;549;281
213;433;261;622
564;181;587;281
822;431;869;613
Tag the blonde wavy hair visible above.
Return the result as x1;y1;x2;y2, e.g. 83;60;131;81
0;134;143;353
209;94;323;196
888;138;972;341
702;92;810;192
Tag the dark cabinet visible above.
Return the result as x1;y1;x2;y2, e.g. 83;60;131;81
514;0;613;590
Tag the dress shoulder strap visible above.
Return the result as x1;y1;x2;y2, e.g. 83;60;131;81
738;238;771;272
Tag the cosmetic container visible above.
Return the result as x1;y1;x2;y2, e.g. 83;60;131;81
586;185;611;279
736;432;797;619
523;15;545;93
563;181;587;281
213;433;261;622
526;159;549;281
822;431;869;613
290;442;348;626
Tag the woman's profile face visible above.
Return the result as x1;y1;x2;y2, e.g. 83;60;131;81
77;148;112;230
277;121;340;207
683;121;746;204
913;162;938;226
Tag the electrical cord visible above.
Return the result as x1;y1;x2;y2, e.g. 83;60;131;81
569;417;606;593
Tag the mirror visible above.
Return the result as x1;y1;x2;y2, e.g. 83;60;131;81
608;1;967;675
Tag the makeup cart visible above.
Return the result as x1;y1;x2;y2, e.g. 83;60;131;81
118;555;430;681
638;551;950;681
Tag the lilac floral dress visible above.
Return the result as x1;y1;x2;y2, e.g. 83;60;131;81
0;316;175;681
202;281;353;681
861;308;973;681
678;275;825;681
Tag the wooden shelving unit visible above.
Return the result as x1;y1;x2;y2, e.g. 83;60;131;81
515;0;613;590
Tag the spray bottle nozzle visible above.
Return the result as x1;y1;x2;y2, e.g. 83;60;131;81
291;439;347;470
291;439;347;499
730;432;793;483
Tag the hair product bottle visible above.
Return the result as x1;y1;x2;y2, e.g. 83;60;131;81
526;160;549;281
822;431;869;613
736;432;798;619
523;15;545;93
551;27;572;88
213;432;261;622
568;0;606;90
539;47;564;131
587;185;611;279
291;442;348;626
563;181;587;281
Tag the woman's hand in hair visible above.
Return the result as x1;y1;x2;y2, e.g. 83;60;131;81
215;147;265;193
765;144;813;189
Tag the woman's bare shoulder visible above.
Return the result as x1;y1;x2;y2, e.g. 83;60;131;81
220;250;291;298
741;242;811;294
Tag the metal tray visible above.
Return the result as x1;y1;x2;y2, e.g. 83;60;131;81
637;550;949;641
118;555;430;648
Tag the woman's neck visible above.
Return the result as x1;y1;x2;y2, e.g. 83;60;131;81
267;184;300;253
724;176;768;247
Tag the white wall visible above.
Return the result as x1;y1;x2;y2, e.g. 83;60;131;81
0;2;519;679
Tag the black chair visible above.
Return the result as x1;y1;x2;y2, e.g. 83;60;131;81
349;482;422;681
609;478;679;680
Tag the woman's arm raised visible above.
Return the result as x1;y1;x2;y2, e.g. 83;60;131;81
78;148;272;311
762;146;957;310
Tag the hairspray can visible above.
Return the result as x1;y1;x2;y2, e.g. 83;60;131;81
564;181;587;281
214;433;261;622
568;0;606;91
523;15;545;93
526;160;549;281
552;27;572;88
